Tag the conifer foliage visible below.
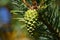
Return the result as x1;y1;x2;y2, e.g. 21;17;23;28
10;0;60;40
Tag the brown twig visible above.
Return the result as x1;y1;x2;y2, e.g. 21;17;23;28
22;0;32;9
31;0;38;9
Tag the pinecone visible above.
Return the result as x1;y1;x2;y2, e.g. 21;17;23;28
24;9;39;37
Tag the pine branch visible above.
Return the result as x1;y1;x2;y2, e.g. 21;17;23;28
22;0;32;9
38;13;60;40
31;0;37;9
39;0;45;7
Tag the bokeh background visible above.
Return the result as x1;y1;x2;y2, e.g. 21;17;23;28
0;0;60;40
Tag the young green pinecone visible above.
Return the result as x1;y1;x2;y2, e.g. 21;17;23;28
24;9;39;37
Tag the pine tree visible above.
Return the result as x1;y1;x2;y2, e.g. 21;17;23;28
7;0;60;40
